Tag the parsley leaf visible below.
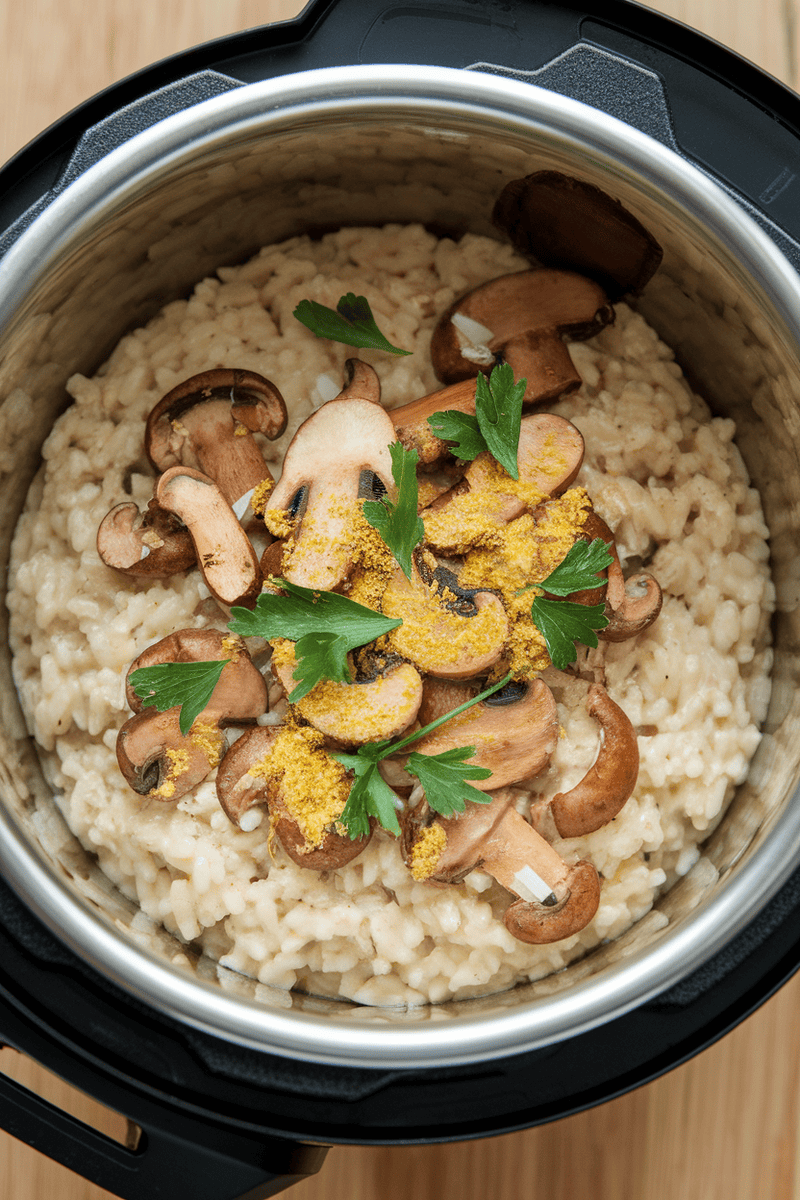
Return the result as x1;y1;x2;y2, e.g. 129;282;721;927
530;597;608;669
426;409;487;462
334;745;401;840
128;659;228;736
537;537;614;596
475;363;525;479
362;441;425;579
331;671;512;838
526;537;614;669
229;580;402;701
293;293;411;356
405;746;492;817
427;363;525;478
287;631;351;702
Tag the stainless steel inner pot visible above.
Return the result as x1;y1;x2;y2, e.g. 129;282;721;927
0;64;799;1069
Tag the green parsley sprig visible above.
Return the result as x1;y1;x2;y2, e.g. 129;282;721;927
523;537;614;669
293;293;411;356
333;671;511;839
228;580;402;702
362;441;425;579
427;362;525;479
128;659;229;736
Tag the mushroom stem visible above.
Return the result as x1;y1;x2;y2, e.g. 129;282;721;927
549;683;639;838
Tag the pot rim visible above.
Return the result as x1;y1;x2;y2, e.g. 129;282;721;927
1;63;798;1069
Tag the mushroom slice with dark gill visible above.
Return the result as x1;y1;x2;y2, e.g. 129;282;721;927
145;368;287;513
429;269;614;405
380;559;509;680
403;788;600;945
405;677;559;790
264;359;397;592
216;726;371;869
117;629;267;801
271;645;424;748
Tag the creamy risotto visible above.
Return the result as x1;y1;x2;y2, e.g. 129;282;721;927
7;225;774;1005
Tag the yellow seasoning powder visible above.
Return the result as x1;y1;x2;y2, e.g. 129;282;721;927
410;823;447;881
247;721;352;850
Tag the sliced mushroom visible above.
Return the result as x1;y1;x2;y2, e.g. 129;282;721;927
264;359;397;592
216;726;371;869
403;788;600;944
492;171;663;300
97;498;195;578
406;678;559;790
571;511;662;640
421;413;585;555
157;466;262;608
145;368;287;511
380;560;509;680
429;270;613;405
271;645;423;747
549;683;639;838
117;629;267;801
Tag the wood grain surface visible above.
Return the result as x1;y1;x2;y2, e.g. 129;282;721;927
1;0;798;1197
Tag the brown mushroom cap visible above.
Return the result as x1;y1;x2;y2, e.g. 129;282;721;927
265;359;397;592
145;368;287;508
116;708;225;799
503;861;601;944
549;683;639;838
406;678;559;790
430;270;613;405
97;499;195;578
492;170;663;300
125;629;267;721
156;466;263;608
216;726;372;869
118;631;267;803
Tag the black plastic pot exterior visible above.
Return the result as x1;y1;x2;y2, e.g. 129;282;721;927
2;2;800;1197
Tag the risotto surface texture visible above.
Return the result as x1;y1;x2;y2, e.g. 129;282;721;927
8;226;774;1005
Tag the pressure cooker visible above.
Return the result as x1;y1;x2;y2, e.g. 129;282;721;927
1;0;800;1196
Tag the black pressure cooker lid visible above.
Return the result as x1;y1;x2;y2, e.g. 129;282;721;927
2;2;800;1197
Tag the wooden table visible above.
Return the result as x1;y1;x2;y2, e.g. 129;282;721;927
1;0;798;1196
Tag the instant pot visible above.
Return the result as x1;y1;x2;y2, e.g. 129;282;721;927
2;0;800;1196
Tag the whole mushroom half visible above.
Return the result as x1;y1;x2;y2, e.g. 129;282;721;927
402;788;601;945
216;725;372;869
264;359;397;592
429;269;614;405
117;629;267;801
97;498;195;579
145;368;288;514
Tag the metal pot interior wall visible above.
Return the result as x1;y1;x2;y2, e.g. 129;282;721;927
0;77;799;1062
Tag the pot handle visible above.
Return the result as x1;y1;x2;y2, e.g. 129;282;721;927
0;1040;328;1200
